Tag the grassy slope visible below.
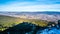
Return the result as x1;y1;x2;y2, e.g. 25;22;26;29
0;15;48;31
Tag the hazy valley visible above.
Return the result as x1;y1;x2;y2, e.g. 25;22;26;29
0;12;60;34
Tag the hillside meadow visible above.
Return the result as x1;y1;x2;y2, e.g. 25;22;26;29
0;15;48;31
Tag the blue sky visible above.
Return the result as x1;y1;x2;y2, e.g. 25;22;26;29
0;0;60;12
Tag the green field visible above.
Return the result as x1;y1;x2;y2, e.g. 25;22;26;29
0;15;48;31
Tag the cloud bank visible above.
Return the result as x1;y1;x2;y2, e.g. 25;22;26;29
0;0;60;12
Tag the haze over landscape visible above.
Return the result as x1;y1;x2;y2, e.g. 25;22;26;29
0;0;60;34
0;11;60;22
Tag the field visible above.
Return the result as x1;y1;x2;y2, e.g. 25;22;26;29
0;15;48;31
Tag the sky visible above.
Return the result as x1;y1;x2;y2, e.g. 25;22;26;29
0;0;60;12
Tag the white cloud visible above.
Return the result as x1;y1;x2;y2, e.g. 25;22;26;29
0;2;60;12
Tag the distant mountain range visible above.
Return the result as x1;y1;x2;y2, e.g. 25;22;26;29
0;11;60;15
0;11;60;21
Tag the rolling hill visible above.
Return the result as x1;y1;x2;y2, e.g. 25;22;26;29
0;15;48;31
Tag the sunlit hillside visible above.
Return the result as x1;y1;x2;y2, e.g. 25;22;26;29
0;15;48;31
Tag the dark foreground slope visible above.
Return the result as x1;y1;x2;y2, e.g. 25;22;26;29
0;21;60;34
